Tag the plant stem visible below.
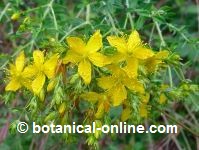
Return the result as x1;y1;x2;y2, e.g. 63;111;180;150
86;4;90;23
149;24;155;45
0;3;10;21
126;0;134;29
154;21;166;47
60;22;89;42
107;12;118;34
50;6;58;39
168;66;173;87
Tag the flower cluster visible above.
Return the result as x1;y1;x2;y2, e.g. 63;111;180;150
5;30;171;123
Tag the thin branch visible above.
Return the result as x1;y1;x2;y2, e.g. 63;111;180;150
152;104;199;137
154;20;166;47
0;3;10;21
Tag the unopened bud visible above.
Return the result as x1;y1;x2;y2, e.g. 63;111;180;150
44;111;57;123
11;12;20;21
58;102;67;116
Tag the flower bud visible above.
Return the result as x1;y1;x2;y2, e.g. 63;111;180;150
140;93;150;103
121;107;131;121
69;74;79;84
94;120;102;139
44;111;57;123
47;79;56;92
58;102;67;116
39;89;45;102
86;136;96;145
11;12;20;21
159;93;167;104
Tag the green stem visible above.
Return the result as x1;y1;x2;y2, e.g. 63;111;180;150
168;66;173;87
0;3;10;21
86;4;90;23
128;13;134;30
60;22;89;42
107;12;118;34
123;15;128;29
154;21;166;47
50;6;58;39
149;24;155;45
126;0;134;29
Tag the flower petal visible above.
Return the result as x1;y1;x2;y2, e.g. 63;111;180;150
123;78;145;94
44;54;59;79
127;30;141;51
86;30;102;53
134;47;154;60
81;92;100;103
144;57;158;73
5;79;21;91
155;50;169;59
97;76;115;90
33;50;44;66
124;57;138;78
32;73;46;95
15;51;25;72
22;65;37;78
111;84;127;106
66;37;86;55
78;59;91;84
8;64;17;75
88;52;111;67
111;53;126;63
63;51;81;64
107;36;127;54
21;79;32;91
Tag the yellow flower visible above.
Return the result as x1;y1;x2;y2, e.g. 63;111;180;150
144;50;169;73
97;65;144;106
63;30;111;84
23;50;59;95
120;93;150;121
81;92;111;119
5;51;31;91
107;30;154;78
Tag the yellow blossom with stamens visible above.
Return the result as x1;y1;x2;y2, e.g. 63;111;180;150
107;30;154;78
5;51;31;91
63;30;111;84
23;50;59;95
81;92;111;119
97;65;144;106
144;50;169;73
